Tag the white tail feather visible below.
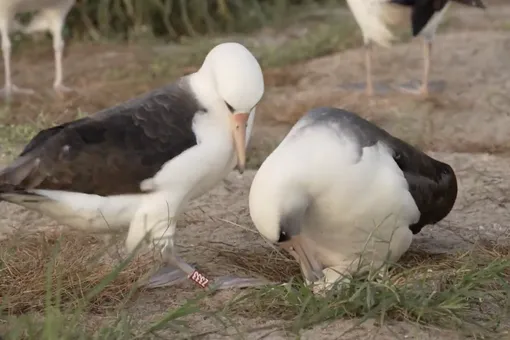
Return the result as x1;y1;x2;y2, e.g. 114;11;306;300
1;190;142;233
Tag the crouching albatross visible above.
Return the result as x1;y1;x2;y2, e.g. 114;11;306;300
0;42;267;290
249;107;457;292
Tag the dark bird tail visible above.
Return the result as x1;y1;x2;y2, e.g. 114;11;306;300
0;155;43;193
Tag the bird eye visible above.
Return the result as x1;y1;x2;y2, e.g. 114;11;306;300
225;101;234;113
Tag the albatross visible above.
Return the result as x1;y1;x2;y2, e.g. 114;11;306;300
249;107;457;291
344;0;486;96
0;0;76;98
0;42;267;290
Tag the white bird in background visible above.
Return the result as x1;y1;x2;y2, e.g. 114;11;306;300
249;107;458;292
344;0;486;96
0;42;268;290
0;0;76;99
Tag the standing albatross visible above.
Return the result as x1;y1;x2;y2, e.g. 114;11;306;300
0;0;75;98
249;107;457;291
345;0;486;96
0;42;266;290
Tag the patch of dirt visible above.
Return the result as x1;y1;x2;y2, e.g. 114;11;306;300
114;152;510;339
249;4;510;152
1;3;510;339
2;152;510;338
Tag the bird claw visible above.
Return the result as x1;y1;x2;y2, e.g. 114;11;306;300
143;251;273;290
397;80;446;96
398;83;429;97
53;84;75;97
144;265;189;289
338;82;392;95
210;276;274;290
0;84;36;99
144;264;273;291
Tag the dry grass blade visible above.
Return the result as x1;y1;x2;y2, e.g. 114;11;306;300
0;231;152;315
216;247;301;283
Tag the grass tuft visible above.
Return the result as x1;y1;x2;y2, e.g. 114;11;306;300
1;229;510;338
220;244;510;337
0;231;152;315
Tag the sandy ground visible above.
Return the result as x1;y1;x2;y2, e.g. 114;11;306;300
1;2;510;339
104;152;510;340
1;152;509;339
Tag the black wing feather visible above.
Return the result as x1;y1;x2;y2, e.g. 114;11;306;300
410;0;449;36
390;145;457;234
0;79;203;196
389;0;416;6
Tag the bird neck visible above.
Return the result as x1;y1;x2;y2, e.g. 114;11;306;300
187;70;256;170
174;72;239;196
188;70;231;123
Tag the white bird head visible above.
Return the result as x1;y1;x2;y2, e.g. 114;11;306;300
198;42;265;174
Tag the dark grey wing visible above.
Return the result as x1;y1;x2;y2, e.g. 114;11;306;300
410;0;449;36
302;107;458;234
389;0;416;5
0;79;204;196
389;143;457;234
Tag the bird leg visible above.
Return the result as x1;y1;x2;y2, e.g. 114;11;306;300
0;21;35;100
146;256;274;290
22;9;74;96
398;39;432;96
48;18;73;95
145;237;273;290
338;40;391;95
421;39;431;96
364;40;374;96
145;251;200;289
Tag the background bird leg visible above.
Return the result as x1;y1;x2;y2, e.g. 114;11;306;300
420;39;432;96
338;39;392;94
398;39;441;96
0;20;35;99
365;40;374;96
0;2;76;99
49;18;73;94
23;8;74;95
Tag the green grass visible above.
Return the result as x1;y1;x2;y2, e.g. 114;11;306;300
139;8;361;76
500;22;510;31
2;296;207;340
0;222;510;340
0;110;89;159
2;233;510;339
